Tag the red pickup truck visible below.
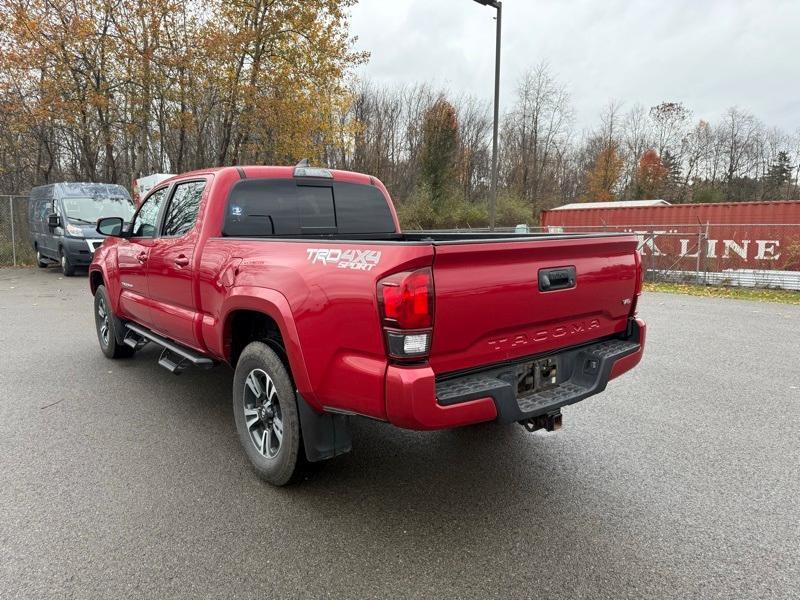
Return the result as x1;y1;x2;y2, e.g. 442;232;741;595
89;164;646;485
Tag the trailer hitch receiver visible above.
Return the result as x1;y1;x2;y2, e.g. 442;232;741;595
520;411;562;433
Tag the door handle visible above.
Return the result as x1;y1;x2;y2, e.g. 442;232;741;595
137;252;148;264
174;255;190;267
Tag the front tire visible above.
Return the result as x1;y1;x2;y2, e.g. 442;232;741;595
233;342;301;486
60;248;75;276
94;285;134;359
36;249;48;268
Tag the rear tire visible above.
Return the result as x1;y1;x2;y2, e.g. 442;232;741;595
36;250;48;268
60;248;76;276
233;342;301;486
94;285;134;359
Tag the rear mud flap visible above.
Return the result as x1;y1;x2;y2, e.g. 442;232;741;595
296;393;352;462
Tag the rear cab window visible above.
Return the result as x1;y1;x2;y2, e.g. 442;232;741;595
223;178;395;237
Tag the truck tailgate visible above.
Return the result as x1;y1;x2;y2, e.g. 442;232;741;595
429;235;640;374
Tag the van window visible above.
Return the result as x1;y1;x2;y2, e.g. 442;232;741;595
222;178;395;237
61;196;135;224
162;181;206;237
131;188;167;238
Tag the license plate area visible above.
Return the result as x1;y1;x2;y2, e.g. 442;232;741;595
516;357;559;397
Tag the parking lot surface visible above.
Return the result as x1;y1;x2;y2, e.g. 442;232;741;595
1;267;798;599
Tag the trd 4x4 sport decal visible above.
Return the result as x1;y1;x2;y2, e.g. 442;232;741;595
306;248;382;271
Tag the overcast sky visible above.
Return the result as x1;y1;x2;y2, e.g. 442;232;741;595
349;0;800;134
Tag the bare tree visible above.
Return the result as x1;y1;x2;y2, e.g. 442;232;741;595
620;104;653;196
454;94;491;202
503;63;573;208
716;107;763;199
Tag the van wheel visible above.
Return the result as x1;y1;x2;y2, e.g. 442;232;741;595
94;285;134;359
36;250;48;268
233;342;301;486
60;249;76;276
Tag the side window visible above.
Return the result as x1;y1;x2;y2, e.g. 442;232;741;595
162;181;206;237
131;188;167;238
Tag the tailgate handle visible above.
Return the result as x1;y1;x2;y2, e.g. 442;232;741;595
538;266;576;292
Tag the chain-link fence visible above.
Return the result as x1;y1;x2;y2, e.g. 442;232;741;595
2;203;799;290
552;224;800;291
0;196;35;266
416;223;800;291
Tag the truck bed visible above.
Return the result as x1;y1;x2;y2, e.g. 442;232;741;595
221;231;628;244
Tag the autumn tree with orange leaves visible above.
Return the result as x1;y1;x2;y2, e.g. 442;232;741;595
0;0;365;191
633;149;668;198
585;144;624;202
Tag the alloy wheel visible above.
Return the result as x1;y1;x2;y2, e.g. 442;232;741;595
97;296;110;346
242;368;284;458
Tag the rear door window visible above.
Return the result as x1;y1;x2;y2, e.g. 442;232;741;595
162;181;206;237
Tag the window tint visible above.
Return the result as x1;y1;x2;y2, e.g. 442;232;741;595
163;181;205;237
225;179;299;236
296;186;335;232
223;178;394;237
333;182;396;234
131;188;167;238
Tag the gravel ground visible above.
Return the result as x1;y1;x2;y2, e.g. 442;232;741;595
1;267;798;599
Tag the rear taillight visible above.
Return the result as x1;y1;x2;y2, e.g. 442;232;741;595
377;268;434;360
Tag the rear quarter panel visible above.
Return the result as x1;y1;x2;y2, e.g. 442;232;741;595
198;238;433;419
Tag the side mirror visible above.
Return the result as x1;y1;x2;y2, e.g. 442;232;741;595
96;216;125;237
47;213;61;229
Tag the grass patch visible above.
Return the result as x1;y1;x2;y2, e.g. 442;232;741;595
644;282;800;305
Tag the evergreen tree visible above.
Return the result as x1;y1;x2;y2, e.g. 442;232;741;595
763;151;792;199
661;150;683;202
419;98;460;206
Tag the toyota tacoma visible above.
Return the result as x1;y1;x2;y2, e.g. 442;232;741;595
89;164;646;485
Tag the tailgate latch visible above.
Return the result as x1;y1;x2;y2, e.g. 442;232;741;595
538;266;576;292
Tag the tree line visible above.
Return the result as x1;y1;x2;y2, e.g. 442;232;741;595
0;0;364;193
2;1;798;228
343;68;800;228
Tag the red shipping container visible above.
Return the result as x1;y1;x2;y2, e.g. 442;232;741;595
540;200;800;272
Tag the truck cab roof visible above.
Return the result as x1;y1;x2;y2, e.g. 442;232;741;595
165;165;376;187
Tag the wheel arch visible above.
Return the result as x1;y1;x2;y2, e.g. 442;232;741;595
219;289;314;404
89;269;104;295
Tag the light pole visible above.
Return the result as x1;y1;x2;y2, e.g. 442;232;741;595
473;0;501;230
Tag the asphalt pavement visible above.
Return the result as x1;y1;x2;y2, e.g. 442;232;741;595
1;267;798;599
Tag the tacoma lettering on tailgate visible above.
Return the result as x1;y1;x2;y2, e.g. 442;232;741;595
488;319;601;351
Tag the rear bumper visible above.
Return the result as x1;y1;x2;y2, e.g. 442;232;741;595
385;318;646;430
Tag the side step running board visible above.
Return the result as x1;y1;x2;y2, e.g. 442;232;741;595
124;323;216;374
